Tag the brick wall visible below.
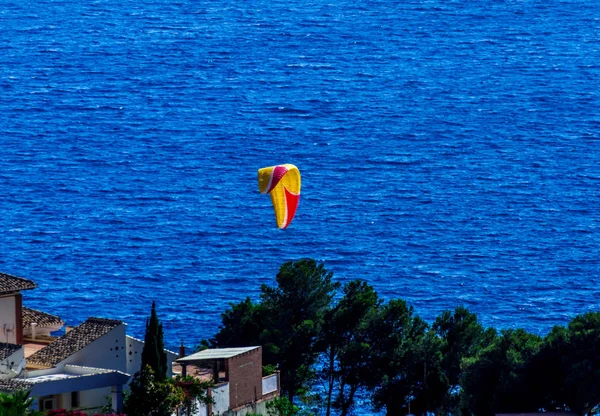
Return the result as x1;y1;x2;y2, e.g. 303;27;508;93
226;347;262;409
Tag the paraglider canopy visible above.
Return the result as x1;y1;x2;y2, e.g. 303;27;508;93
258;164;301;229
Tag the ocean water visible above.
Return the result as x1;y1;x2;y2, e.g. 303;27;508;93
0;0;599;352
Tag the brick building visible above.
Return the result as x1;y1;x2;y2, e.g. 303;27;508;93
176;346;280;415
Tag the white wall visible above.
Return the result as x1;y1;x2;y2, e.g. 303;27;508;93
125;336;178;385
231;400;272;416
0;295;17;344
23;323;63;338
58;325;127;373
29;369;130;412
212;383;230;415
35;387;112;412
56;392;71;410
190;399;208;416
166;349;178;378
185;384;229;416
180;384;277;416
125;336;143;385
78;386;111;412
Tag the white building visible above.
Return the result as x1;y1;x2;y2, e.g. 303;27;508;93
0;272;178;413
0;272;36;345
22;307;65;340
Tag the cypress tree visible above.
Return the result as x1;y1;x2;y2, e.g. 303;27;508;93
141;301;168;381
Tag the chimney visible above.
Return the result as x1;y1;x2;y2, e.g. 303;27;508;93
31;323;38;340
180;342;187;377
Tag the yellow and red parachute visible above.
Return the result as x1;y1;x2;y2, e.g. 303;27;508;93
258;164;301;229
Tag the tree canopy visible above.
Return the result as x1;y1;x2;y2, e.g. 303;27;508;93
202;259;600;416
141;301;168;382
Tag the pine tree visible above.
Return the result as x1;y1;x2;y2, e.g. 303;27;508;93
141;301;168;381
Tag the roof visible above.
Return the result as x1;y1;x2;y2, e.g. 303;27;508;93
0;343;22;361
0;378;33;392
0;272;36;294
26;365;131;397
27;317;122;368
26;365;128;383
177;346;260;362
22;307;64;329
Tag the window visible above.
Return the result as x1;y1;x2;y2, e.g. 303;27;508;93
41;397;56;411
71;391;80;407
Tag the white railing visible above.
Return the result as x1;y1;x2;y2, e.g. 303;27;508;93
262;372;278;395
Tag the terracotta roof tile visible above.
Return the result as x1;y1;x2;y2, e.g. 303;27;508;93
22;307;64;329
0;378;33;392
0;273;36;294
27;317;122;368
0;343;22;361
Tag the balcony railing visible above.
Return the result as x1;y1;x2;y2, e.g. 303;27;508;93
262;372;279;395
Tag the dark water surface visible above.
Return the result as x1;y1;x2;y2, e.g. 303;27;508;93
1;0;599;351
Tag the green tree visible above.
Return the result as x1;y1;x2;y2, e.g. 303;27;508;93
0;390;39;416
433;306;496;413
461;328;541;416
124;365;180;416
527;325;570;413
367;299;435;416
173;374;214;414
408;329;449;416
141;301;168;381
266;397;313;416
260;259;340;402
563;312;600;415
124;365;212;416
209;297;264;348
204;259;340;402
320;280;380;416
530;312;600;415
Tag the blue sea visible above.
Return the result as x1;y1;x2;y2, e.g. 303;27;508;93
1;0;599;353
